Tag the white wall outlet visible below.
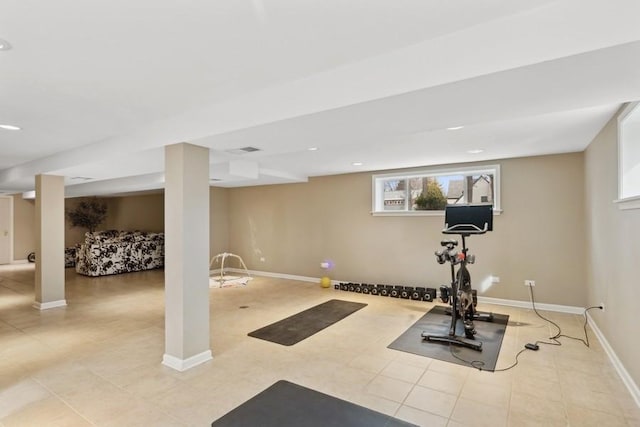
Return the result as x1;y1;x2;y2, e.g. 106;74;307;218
491;276;500;284
260;257;266;262
524;280;535;287
320;262;330;269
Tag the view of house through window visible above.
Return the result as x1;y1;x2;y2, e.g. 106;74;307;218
373;166;500;214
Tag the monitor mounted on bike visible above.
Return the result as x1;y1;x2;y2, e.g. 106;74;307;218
443;204;493;235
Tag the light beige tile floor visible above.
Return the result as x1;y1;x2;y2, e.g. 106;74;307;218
0;263;639;426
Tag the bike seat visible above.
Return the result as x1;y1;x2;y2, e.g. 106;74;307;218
440;239;458;247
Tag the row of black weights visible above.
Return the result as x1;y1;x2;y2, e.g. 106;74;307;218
336;283;437;301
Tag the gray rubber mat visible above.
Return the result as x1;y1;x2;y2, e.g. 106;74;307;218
248;299;367;346
211;380;417;427
388;305;509;371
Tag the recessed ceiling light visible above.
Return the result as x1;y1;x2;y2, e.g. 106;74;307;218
0;124;21;131
352;161;363;166
308;147;318;151
0;38;12;51
447;126;464;130
467;149;484;154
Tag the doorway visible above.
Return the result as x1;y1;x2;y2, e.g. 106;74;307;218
0;196;12;264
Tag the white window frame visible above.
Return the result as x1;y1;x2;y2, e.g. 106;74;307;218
615;101;640;210
371;164;501;216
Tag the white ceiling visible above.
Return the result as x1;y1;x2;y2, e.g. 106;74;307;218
1;0;640;197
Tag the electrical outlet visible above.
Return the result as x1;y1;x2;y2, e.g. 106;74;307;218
260;257;266;262
491;276;500;284
524;280;535;287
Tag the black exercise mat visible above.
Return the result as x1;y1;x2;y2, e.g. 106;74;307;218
248;299;367;346
211;380;417;427
388;305;509;371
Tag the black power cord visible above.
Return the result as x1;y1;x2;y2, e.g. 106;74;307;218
448;285;603;372
447;341;531;372
528;285;603;350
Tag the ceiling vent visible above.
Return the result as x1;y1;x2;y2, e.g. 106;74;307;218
225;146;261;155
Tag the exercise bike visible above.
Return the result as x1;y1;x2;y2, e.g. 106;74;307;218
422;205;494;352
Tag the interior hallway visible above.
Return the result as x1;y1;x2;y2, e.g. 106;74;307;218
0;264;638;426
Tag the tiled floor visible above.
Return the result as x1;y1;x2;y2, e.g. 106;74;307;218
0;263;638;426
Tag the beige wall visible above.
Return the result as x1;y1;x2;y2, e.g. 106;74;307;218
12;194;36;260
584;108;640;390
227;153;586;306
210;187;230;258
64;193;164;247
104;193;164;233
14;189;230;260
495;153;586;305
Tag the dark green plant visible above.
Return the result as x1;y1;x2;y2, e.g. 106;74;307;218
414;180;447;210
66;199;107;232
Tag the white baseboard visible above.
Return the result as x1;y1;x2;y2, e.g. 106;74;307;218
232;269;587;313
33;300;67;310
587;312;640;408
162;350;212;372
477;296;585;314
223;267;320;284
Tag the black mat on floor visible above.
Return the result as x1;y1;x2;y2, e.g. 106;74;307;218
388;305;509;371
248;299;367;346
211;380;416;427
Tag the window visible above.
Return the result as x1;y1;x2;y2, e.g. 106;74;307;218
372;165;500;215
617;102;640;210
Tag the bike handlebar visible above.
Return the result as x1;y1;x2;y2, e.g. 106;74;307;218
442;222;489;235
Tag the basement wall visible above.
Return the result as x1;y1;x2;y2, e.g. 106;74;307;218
227;152;586;307
584;107;640;395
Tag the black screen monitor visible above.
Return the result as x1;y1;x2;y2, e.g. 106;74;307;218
443;204;493;234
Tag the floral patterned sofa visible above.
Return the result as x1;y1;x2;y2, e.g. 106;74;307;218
75;230;164;276
65;246;79;268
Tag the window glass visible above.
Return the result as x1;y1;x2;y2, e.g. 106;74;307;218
382;178;406;211
619;102;640;200
372;166;500;215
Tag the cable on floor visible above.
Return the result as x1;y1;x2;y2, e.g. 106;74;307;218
448;286;603;372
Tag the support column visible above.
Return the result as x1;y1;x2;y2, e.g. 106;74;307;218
34;174;66;310
162;143;212;371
